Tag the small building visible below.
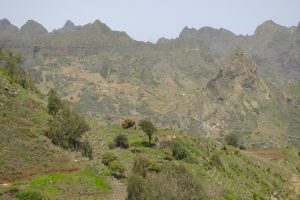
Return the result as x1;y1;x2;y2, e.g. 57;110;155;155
155;135;176;149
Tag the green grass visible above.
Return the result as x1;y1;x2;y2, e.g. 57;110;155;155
13;168;111;200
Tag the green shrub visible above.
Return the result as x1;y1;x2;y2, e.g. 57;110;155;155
133;156;150;177
108;160;126;178
45;103;92;158
225;133;240;148
80;140;93;159
164;148;173;161
252;192;267;200
108;141;116;149
16;190;42;200
127;174;146;200
148;159;161;173
102;151;117;166
114;134;129;148
47;88;63;116
138;119;156;144
168;140;192;162
211;154;224;168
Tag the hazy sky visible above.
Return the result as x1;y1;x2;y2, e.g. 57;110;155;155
1;0;300;42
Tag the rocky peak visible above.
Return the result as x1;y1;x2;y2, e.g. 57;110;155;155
156;37;171;44
55;20;77;33
254;20;287;37
20;20;48;36
65;20;75;27
0;18;11;28
207;48;258;93
223;48;257;76
179;26;198;39
91;19;111;31
0;18;18;33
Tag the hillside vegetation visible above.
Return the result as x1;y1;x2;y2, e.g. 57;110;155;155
0;18;300;199
0;50;111;199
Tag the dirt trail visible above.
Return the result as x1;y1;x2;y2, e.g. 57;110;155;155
109;178;127;200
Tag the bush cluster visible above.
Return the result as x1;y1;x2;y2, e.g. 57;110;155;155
225;133;246;149
108;160;126;179
102;151;117;166
114;134;129;148
168;140;193;162
127;163;206;200
101;151;125;178
46;89;92;159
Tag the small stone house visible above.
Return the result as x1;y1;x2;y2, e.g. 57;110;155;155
155;135;176;149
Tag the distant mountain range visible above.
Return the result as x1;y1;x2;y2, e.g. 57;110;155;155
0;18;299;148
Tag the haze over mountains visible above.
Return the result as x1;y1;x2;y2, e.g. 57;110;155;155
0;18;299;148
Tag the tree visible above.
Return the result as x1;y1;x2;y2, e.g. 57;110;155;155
47;89;63;116
138;119;156;144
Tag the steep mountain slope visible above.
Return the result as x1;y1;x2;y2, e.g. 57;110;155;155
190;49;300;147
0;19;299;148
